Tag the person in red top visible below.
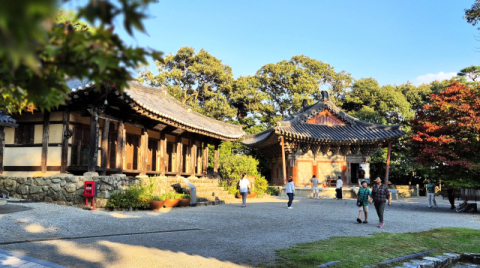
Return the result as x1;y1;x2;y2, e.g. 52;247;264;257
371;177;391;228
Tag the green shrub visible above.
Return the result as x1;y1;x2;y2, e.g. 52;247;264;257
218;142;268;195
150;195;165;201
265;187;280;196
163;192;178;199
105;184;151;209
106;191;122;208
178;193;190;199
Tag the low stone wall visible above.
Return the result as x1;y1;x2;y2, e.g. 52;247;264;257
0;175;188;208
389;185;419;197
280;187;356;199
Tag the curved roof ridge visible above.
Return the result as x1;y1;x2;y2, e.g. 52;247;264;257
67;80;244;140
126;82;244;133
278;100;402;131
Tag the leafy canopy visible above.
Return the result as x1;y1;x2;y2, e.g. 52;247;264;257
138;46;237;121
409;82;480;187
0;0;163;113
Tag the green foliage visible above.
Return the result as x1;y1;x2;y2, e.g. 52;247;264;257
465;1;480;30
251;55;353;129
150;195;165;201
343;78;413;125
178;194;191;199
0;0;163;113
105;185;151;209
265;187;280;196
138;46;236;121
163;192;178;200
268;228;480;268
457;66;480;81
218;142;268;195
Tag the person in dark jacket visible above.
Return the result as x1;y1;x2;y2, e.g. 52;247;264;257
371;177;391;228
447;186;456;210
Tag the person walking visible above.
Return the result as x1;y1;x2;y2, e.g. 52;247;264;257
426;179;438;208
310;175;319;199
447;186;456;210
371;177;391;228
336;176;343;200
356;180;372;224
286;176;295;209
239;173;250;208
357;166;365;185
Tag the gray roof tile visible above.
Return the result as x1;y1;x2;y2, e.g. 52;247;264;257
243;96;406;147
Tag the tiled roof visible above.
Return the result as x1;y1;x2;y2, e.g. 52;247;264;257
242;92;405;147
123;83;244;140
67;80;244;140
0;111;18;128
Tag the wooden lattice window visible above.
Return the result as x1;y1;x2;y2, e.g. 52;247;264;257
14;124;34;145
71;125;91;166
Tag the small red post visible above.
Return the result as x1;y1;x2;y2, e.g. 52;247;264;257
91;197;95;210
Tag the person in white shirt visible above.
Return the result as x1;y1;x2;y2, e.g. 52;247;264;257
238;173;250;208
286;176;295;209
336;176;343;200
310;175;319;199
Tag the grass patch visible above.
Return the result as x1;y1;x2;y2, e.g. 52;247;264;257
264;228;480;268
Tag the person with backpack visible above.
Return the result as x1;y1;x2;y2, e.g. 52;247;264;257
356;181;372;224
238;173;251;208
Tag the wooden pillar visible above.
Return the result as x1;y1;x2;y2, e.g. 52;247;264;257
213;141;219;175
100;119;110;175
292;166;298;185
176;135;183;176
0;127;4;174
190;136;197;176
140;128;148;175
202;140;209;175
160;131;166;176
281;137;287;185
88;109;98;172
41;112;51;174
116;120;125;172
385;141;392;185
60;109;70;174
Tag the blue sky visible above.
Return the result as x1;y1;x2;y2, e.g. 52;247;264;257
64;0;479;86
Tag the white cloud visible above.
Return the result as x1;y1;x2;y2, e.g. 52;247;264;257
414;72;457;85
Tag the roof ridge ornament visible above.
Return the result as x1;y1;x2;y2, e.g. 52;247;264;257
321;91;329;102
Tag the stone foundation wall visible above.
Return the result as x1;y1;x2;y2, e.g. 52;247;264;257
0;175;188;208
389;185;419;197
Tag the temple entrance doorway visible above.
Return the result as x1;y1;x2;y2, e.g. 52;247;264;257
351;163;359;184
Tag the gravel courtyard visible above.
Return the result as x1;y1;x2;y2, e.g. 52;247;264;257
0;196;479;268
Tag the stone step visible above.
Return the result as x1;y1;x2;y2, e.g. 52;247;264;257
197;192;234;198
181;183;221;188
196;200;225;206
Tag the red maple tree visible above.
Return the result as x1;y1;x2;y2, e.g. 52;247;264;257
409;82;480;186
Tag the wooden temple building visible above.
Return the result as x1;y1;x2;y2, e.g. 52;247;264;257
0;81;244;177
242;91;406;186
